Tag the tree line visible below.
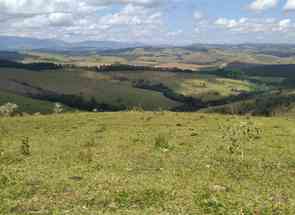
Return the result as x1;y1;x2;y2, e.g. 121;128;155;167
96;64;194;73
0;59;62;71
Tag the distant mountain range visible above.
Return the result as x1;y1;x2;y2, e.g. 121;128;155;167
2;35;295;58
0;36;145;52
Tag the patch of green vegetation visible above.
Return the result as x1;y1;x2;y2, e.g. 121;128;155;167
0;68;181;110
202;90;295;117
0;112;295;214
0;90;55;114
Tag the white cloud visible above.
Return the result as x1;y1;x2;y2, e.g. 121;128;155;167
167;30;183;37
0;0;169;43
284;0;295;10
0;0;73;14
0;0;294;44
49;13;74;26
249;0;278;11
11;12;73;28
93;0;165;7
278;19;291;31
215;18;239;28
194;11;203;20
0;0;163;17
92;4;167;43
215;17;294;33
99;4;162;26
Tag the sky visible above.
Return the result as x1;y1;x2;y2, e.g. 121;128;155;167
0;0;295;45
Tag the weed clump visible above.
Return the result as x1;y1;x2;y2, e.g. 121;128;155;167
114;189;167;209
21;137;31;156
0;126;7;157
0;141;3;157
194;190;228;214
79;138;99;163
154;134;170;151
79;148;93;163
221;120;261;159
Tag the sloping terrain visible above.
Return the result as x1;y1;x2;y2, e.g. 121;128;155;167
1;112;295;214
0;67;181;111
1;46;295;115
202;90;295;117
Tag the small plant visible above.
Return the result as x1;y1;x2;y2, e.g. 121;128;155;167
79;138;97;162
0;126;8;157
53;103;63;114
154;134;170;151
195;190;228;215
201;197;227;214
221;121;261;159
84;137;98;148
0;103;18;117
115;189;167;209
79;147;93;163
0;140;4;158
21;137;31;156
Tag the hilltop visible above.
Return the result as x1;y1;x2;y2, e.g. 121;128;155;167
1;112;295;214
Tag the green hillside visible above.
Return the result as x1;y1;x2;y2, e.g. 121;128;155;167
1;112;295;214
0;68;181;111
2;49;295;114
0;90;55;114
0;66;260;112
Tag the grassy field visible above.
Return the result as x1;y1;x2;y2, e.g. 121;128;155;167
1;112;295;214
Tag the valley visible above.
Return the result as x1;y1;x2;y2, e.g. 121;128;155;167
1;44;295;115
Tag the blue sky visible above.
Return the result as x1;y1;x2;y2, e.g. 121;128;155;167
0;0;295;44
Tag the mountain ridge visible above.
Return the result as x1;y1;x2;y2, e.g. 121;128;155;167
0;36;145;52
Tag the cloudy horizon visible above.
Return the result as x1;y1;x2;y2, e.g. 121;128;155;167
1;0;295;45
